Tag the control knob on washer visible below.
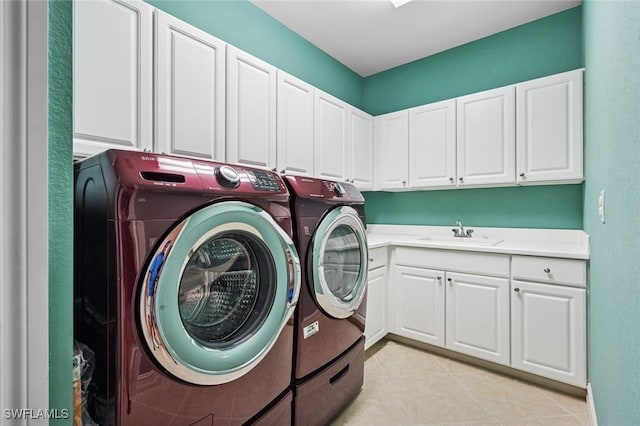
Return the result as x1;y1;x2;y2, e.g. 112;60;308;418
333;182;345;197
216;165;240;188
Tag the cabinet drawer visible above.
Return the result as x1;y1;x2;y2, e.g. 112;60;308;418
512;256;586;288
394;247;509;278
367;247;387;270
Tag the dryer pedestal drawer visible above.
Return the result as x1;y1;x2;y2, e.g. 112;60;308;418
294;337;364;426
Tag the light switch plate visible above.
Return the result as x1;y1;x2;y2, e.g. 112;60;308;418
598;190;605;223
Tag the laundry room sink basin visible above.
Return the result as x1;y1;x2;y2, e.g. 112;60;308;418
419;236;503;247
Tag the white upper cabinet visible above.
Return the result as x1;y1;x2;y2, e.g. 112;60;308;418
155;10;226;160
456;86;516;187
375;110;409;189
409;99;456;189
276;71;314;176
314;90;349;181
73;0;153;157
348;107;374;190
226;46;277;169
516;69;584;184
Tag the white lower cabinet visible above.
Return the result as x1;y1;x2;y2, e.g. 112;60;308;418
364;267;387;350
390;248;510;365
384;246;587;387
365;247;388;350
446;272;510;365
510;255;587;387
391;265;445;347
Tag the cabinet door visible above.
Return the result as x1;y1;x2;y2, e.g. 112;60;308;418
511;280;586;387
73;0;152;157
375;110;409;189
409;99;456;188
516;70;583;184
456;86;515;187
226;46;276;169
314;90;349;181
155;11;226;160
446;272;510;365
349;107;374;190
276;71;314;176
364;267;387;350
391;265;445;347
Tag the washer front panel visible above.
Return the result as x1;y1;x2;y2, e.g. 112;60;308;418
139;201;301;385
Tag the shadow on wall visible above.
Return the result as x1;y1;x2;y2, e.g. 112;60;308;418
363;184;584;229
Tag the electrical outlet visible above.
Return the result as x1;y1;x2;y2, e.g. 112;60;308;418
598;190;605;223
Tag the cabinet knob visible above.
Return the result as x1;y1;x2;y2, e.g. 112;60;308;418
449;177;454;183
437;276;442;281
447;277;452;283
519;172;526;177
368;258;374;262
271;168;277;172
280;169;286;174
514;288;520;293
544;268;551;273
402;180;407;185
143;148;151;153
459;177;464;182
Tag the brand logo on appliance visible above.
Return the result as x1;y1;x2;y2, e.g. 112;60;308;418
303;321;319;339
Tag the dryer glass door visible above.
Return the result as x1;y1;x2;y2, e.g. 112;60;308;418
311;206;368;319
140;201;300;385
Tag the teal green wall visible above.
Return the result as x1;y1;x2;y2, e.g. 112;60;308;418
49;0;73;423
362;7;584;229
146;0;363;108
583;1;640;424
364;185;583;229
363;7;583;115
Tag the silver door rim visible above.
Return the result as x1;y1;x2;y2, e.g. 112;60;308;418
139;201;301;385
312;206;368;319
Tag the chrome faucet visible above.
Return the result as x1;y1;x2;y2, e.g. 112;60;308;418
452;219;474;238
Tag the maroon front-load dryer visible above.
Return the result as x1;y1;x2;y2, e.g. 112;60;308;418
283;176;368;425
74;150;302;426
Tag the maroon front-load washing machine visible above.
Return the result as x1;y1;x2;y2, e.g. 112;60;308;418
74;150;302;425
283;176;368;425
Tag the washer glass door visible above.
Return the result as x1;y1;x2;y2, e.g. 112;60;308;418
311;206;368;319
140;201;300;385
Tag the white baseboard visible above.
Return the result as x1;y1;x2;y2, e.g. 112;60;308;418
587;383;598;426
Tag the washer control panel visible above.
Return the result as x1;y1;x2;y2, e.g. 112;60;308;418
246;170;282;191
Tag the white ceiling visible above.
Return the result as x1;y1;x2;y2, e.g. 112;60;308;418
250;0;581;77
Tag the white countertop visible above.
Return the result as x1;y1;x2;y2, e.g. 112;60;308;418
367;224;589;260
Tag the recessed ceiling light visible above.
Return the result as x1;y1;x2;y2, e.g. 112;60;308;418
390;0;415;8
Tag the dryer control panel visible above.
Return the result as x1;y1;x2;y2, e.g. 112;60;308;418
284;175;364;203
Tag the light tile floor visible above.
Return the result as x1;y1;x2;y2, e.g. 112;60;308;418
333;339;590;426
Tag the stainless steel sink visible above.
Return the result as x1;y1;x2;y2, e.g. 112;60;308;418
419;236;503;246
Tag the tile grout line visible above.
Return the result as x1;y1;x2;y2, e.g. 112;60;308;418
445;367;503;425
